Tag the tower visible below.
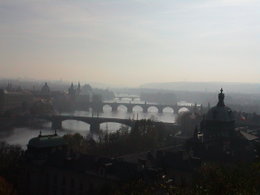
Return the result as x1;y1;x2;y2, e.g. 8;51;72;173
76;82;81;96
68;83;76;99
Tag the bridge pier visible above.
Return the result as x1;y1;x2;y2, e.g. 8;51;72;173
158;106;163;114
192;103;197;113
111;104;117;112
52;120;62;130
127;105;133;113
90;122;100;133
143;106;148;113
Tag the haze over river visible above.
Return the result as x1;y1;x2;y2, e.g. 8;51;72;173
0;98;191;149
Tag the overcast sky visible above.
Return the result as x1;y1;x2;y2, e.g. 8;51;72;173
0;0;260;87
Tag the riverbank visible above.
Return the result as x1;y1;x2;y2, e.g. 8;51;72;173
0;116;49;132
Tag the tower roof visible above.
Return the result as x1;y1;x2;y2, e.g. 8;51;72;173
206;88;234;122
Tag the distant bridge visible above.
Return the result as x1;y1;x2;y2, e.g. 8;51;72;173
37;115;179;134
92;102;201;114
114;95;140;101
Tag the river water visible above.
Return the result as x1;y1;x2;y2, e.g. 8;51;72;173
0;98;190;149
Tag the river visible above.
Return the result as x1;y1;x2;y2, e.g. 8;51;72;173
0;98;190;149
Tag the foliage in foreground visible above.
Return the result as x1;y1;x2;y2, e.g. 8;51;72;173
64;119;171;156
0;176;17;195
63;121;260;194
112;162;260;195
0;142;23;195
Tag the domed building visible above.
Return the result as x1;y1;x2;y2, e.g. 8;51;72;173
26;132;67;162
190;88;257;161
40;82;50;97
201;88;235;145
191;89;234;159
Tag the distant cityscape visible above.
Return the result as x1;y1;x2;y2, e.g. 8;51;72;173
0;80;260;194
1;0;260;193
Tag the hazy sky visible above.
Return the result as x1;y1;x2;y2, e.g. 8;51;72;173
0;0;260;87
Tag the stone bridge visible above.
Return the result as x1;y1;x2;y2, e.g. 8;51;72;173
37;115;178;134
115;95;140;101
96;102;201;113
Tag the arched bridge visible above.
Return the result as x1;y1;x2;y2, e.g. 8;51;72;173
37;115;178;134
115;95;140;101
97;102;201;113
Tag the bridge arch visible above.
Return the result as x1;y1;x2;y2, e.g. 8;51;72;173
102;104;112;112
117;104;128;112
178;107;190;114
132;105;143;112
61;119;91;131
162;106;175;113
147;106;159;113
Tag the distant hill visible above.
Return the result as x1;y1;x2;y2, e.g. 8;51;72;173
140;82;260;94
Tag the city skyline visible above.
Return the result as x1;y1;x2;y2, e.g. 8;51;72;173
0;0;260;87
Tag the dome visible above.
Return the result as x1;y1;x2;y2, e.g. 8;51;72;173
206;106;234;122
206;88;234;122
41;82;50;95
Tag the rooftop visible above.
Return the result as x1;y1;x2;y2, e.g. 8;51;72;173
28;132;66;148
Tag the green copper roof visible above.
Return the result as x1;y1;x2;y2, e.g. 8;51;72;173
28;134;66;148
